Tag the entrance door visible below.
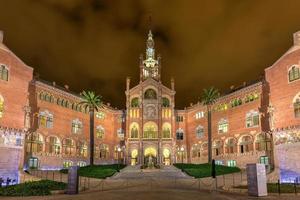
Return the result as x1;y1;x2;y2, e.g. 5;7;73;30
144;147;157;167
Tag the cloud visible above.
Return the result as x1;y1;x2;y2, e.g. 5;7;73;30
0;0;300;108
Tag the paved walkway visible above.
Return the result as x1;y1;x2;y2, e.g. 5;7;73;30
1;188;297;200
111;165;191;179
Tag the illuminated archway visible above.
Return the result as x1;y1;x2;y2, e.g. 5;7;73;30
144;147;157;157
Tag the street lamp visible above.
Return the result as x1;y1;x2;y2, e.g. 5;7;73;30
180;146;184;164
117;147;122;171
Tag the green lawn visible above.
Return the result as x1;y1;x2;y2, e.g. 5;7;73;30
235;183;300;193
174;163;241;178
60;164;126;179
0;180;66;196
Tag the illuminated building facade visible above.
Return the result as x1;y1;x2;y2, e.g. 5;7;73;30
0;29;300;180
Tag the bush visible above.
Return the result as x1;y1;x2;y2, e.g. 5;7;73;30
174;163;240;178
0;180;66;196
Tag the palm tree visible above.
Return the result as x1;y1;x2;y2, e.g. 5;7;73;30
80;91;103;166
201;87;220;164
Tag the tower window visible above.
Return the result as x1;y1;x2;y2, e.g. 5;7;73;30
289;65;300;82
0;65;8;81
144;89;157;99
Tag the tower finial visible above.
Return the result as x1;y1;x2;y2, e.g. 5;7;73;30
148;13;152;31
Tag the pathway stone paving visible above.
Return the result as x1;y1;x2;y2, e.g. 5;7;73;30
110;165;192;179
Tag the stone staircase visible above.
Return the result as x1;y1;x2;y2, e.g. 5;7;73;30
111;165;192;180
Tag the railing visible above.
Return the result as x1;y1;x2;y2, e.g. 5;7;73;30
25;169;300;196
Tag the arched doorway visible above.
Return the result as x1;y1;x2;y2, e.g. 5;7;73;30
131;149;138;166
163;148;171;165
144;147;157;167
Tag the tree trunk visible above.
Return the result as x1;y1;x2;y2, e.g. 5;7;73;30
89;108;94;166
207;106;212;164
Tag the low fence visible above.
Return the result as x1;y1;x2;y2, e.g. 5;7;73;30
26;170;300;196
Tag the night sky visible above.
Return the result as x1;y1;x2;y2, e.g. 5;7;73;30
1;0;300;109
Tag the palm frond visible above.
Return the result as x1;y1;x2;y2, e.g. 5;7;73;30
201;86;220;105
79;90;103;112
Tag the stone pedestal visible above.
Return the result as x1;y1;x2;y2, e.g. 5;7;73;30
66;166;79;195
246;163;268;197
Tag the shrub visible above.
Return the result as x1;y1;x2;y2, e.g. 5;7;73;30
174;163;240;178
0;180;66;196
60;164;126;179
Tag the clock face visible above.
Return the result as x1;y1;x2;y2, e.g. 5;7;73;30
145;58;156;68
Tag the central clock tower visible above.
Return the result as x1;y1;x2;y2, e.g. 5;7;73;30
139;30;161;82
125;30;176;166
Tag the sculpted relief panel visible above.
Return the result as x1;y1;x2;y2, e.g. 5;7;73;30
144;104;157;119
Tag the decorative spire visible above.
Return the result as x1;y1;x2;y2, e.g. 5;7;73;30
146;30;155;59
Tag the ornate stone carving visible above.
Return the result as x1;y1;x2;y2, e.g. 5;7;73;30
144;104;157;119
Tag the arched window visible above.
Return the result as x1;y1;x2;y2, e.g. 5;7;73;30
231;98;242;107
57;98;62;105
245;93;259;103
218;119;228;133
96;111;106;119
0;64;8;81
72;119;83;134
293;94;300;118
63;161;73;168
39;92;46;101
26;133;44;153
255;134;266;151
96;126;105;139
213;140;222;156
38;110;53;128
114;146;124;159
0;95;4;118
246;110;259;128
47;136;61;155
196;125;204;138
63;138;75;156
191;144;201;158
201;142;208;157
162;97;170;107
144;89;157;99
289;65;300;82
77;161;86;167
176;128;184;140
77;141;87;157
239;135;253;153
225;138;236;154
99;144;109;159
143;121;158;138
130;123;139;138
71;103;76;110
131;97;139;107
162;123;171;138
76;104;82;112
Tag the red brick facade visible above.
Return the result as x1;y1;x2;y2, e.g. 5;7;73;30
0;30;299;181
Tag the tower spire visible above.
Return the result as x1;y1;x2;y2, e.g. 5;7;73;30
139;16;160;82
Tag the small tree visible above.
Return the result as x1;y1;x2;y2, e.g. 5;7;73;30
80;91;103;166
201;87;220;163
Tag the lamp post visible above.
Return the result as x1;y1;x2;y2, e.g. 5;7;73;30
180;146;184;164
117;146;121;171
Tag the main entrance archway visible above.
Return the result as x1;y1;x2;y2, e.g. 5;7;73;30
144;147;157;167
